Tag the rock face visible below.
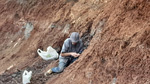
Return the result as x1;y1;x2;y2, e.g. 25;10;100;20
0;0;150;84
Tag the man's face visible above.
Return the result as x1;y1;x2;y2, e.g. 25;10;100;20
72;42;77;45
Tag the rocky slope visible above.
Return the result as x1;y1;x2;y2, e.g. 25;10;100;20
0;0;150;84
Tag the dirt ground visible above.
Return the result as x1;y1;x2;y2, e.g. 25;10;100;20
0;0;150;84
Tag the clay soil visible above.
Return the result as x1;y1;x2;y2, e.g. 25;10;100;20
0;0;150;84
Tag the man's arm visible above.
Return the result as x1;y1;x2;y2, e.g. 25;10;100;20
61;52;80;57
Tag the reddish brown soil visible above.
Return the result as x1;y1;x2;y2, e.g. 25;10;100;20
0;0;150;84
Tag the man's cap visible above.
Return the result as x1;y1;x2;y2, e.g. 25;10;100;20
70;32;80;43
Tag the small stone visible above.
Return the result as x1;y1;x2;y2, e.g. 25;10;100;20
12;74;17;77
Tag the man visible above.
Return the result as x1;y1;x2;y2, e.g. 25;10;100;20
45;32;84;76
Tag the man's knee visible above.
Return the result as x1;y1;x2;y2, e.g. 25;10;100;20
58;65;65;72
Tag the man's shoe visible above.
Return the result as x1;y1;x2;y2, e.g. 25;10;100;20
44;69;52;76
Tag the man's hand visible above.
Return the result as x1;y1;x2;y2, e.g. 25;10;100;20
70;52;80;57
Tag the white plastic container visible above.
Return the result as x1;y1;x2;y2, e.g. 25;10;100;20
22;70;32;84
